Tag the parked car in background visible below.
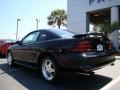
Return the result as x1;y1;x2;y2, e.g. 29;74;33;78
0;39;15;56
7;29;116;83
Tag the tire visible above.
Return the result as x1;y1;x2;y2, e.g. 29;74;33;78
7;52;14;67
40;56;60;83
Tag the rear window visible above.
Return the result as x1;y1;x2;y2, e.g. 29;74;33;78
51;29;75;38
0;39;15;44
5;39;15;43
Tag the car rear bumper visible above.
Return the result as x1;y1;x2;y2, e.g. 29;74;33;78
57;52;115;71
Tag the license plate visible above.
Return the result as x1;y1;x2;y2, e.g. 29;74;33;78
97;44;103;51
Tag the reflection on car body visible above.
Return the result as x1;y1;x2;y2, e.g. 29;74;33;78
0;39;15;56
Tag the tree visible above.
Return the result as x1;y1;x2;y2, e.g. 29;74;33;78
100;22;120;34
47;9;67;29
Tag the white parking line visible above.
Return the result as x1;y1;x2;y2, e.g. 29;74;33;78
100;77;120;90
115;56;120;60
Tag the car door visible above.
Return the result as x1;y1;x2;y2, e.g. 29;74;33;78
15;31;40;62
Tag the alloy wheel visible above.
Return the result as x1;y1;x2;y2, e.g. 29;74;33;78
42;59;55;81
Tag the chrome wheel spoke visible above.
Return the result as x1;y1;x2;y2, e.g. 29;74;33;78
49;66;55;73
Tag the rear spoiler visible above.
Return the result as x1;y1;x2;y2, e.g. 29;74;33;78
73;33;108;38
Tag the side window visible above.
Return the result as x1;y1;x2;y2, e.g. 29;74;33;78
22;32;40;44
37;31;58;41
38;33;47;41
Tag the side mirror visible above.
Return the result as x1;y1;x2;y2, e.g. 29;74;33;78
16;41;22;45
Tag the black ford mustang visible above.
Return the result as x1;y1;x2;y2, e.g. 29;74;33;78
7;29;116;82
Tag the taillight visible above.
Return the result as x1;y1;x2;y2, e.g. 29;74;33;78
73;41;92;52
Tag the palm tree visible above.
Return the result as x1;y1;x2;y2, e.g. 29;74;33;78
47;9;67;29
100;22;120;50
100;22;120;34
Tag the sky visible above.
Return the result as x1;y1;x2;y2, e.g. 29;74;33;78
0;0;67;40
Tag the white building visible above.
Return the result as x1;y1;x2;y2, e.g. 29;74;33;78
67;0;120;49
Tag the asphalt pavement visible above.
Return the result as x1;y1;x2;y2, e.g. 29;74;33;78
0;58;120;90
